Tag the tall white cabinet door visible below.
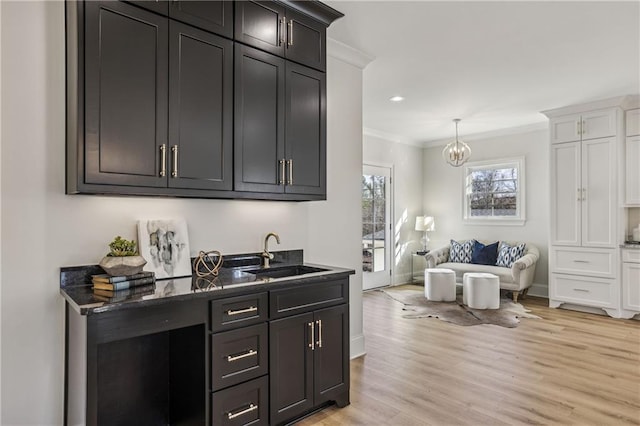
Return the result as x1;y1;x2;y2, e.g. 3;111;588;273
550;115;581;144
625;136;640;205
580;109;617;141
581;138;616;247
551;142;581;246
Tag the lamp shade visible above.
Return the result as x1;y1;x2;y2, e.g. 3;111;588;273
423;216;435;232
415;216;425;231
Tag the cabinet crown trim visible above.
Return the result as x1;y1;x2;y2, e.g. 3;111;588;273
542;96;630;118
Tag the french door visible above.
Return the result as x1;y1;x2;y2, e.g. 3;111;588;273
362;164;392;290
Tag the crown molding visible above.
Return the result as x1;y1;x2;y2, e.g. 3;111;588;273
541;95;632;118
327;38;375;70
363;128;423;147
422;122;549;148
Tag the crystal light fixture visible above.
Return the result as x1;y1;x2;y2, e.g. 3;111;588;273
442;118;471;167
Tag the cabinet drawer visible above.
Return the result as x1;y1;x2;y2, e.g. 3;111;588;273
270;279;348;319
622;249;640;263
551;274;617;308
211;376;268;426
211;323;268;391
551;248;615;278
211;293;268;332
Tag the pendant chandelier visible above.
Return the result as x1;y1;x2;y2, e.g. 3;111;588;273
442;118;471;167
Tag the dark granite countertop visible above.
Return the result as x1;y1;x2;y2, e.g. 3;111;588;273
621;242;640;249
60;250;355;315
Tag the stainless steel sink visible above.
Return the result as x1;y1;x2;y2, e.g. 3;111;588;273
244;265;329;279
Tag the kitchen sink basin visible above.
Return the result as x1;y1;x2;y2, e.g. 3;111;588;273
245;265;329;279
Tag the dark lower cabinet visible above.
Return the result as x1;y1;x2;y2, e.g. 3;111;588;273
211;376;269;426
269;304;349;425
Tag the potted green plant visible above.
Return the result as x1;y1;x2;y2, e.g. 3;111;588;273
99;236;147;276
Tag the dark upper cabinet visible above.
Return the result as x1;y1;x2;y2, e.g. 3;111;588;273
285;62;326;196
235;0;326;71
83;1;168;188
169;0;234;38
169;21;233;191
234;45;326;196
269;304;348;425
126;1;233;38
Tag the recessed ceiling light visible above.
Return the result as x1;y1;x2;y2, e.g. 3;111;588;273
389;96;404;102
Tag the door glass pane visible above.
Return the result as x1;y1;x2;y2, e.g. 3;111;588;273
362;174;386;272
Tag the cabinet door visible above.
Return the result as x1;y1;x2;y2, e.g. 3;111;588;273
622;261;640;311
169;0;233;38
550;114;581;144
285;8;326;71
269;312;314;425
580;109;617;141
625;136;640;205
313;305;349;405
285;62;326;195
126;0;169;16
581;138;616;247
84;1;168;187
168;22;233;191
626;109;640;137
235;1;286;57
550;142;581;246
234;45;285;193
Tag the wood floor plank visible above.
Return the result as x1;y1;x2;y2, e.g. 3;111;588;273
300;287;640;425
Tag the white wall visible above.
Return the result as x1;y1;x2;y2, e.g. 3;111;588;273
423;129;550;296
0;0;3;419
363;134;423;284
308;51;367;358
0;2;365;423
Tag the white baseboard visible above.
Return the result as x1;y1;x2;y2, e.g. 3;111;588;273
350;333;366;359
528;282;548;298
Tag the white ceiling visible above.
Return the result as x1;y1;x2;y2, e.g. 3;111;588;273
325;1;640;145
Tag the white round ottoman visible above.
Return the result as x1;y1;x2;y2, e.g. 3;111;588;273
463;273;500;309
425;268;456;302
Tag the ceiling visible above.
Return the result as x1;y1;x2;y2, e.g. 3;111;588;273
324;1;640;145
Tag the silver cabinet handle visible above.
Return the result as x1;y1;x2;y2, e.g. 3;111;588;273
577;187;581;201
287;159;293;185
279;159;286;185
573;260;590;263
582;188;586;201
227;404;257;420
582;119;587;135
279;18;286;46
171;145;178;178
308;322;314;350
576;120;581;136
316;319;322;348
227;349;257;362
160;144;167;177
287;20;293;46
573;288;590;293
226;306;257;316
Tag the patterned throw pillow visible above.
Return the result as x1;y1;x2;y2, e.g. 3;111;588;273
496;242;526;268
450;239;475;263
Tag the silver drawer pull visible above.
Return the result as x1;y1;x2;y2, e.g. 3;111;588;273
226;306;257;316
573;260;590;263
227;349;257;362
573;288;590;293
227;403;257;420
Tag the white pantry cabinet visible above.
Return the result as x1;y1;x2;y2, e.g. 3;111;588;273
549;109;617;144
621;248;640;316
625;109;640;206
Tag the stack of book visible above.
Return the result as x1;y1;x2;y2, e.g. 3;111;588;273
92;271;156;302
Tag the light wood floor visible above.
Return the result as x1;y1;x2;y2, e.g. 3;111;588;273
298;287;640;425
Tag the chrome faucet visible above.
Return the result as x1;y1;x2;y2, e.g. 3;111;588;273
261;232;281;268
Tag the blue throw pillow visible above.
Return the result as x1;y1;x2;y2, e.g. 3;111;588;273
471;241;499;265
496;242;526;268
450;239;475;263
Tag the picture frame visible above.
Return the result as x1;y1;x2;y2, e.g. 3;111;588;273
137;219;192;279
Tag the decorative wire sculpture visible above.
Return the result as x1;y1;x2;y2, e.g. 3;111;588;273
193;275;220;291
193;250;223;278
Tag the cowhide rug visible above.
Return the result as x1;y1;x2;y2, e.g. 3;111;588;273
381;285;540;328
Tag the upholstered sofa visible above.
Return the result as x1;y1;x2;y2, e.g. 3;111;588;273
425;240;539;302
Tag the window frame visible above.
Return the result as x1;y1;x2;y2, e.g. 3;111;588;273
462;156;526;226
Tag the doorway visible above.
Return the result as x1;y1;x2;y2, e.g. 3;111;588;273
362;164;392;290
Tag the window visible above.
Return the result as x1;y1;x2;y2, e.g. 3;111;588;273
463;157;525;225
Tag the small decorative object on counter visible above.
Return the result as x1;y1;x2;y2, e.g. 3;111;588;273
99;236;147;276
193;250;223;278
633;225;640;242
